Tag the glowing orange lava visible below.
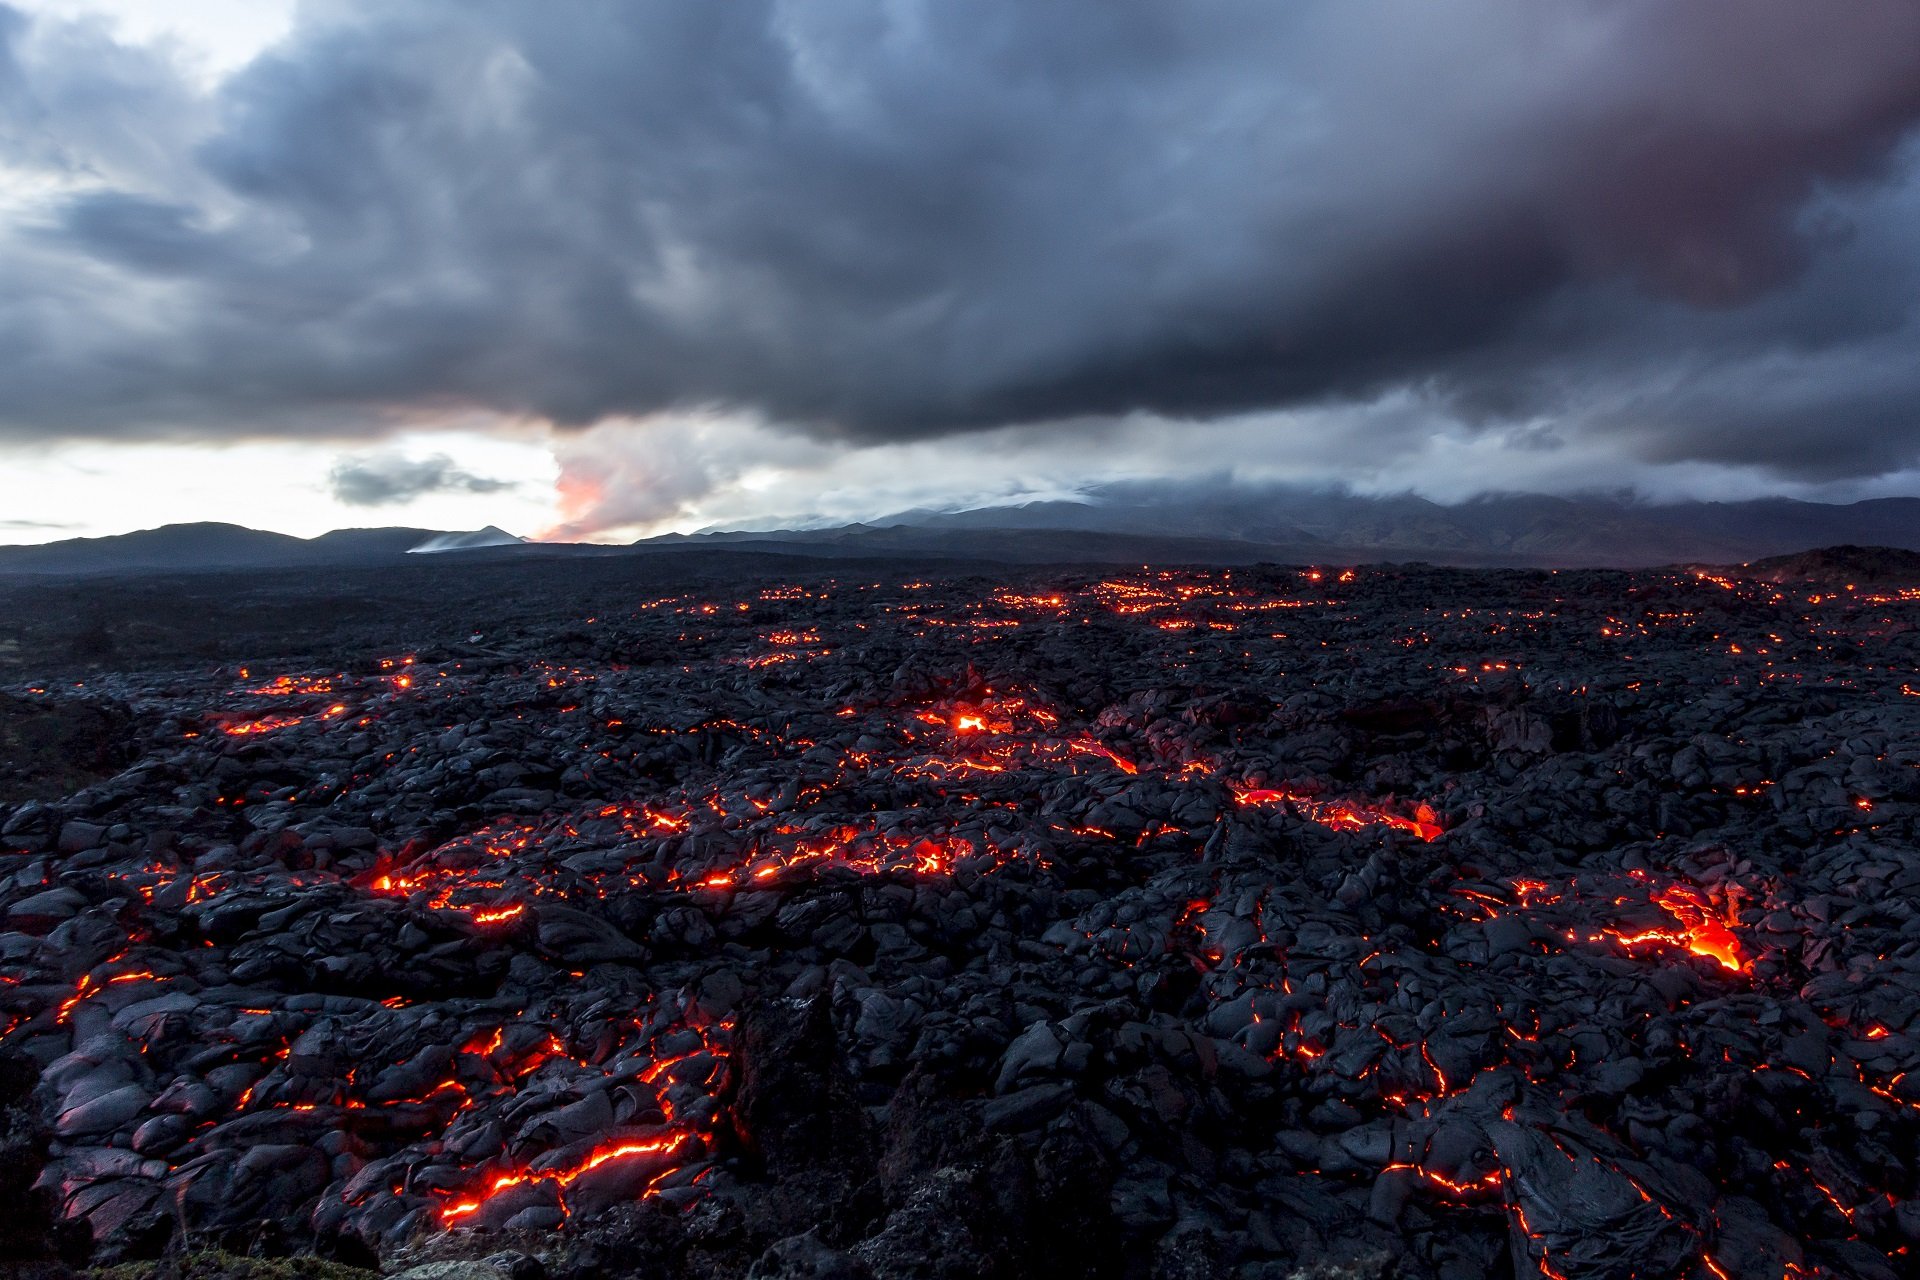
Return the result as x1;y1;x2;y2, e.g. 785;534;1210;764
1601;884;1747;972
1231;784;1442;841
438;1134;692;1224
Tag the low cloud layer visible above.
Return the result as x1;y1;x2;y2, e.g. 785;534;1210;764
4;1;1920;506
541;401;1920;542
327;451;515;507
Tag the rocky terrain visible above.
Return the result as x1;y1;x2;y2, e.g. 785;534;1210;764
2;558;1918;1280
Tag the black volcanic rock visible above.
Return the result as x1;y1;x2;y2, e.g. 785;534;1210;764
0;558;1917;1279
0;694;139;804
0;1050;88;1275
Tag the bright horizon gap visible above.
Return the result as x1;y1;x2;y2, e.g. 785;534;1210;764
9;420;1920;549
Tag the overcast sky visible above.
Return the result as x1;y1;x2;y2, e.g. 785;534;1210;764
4;0;1920;543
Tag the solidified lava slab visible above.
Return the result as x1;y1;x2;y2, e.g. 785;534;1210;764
2;562;1919;1279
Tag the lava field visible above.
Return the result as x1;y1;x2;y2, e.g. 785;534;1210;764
3;561;1919;1280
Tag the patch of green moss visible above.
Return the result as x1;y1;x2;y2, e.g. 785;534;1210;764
86;1250;377;1280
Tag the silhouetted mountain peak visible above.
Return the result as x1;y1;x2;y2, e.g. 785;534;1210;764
407;527;526;554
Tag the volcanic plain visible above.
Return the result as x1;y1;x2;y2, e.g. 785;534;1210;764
2;554;1918;1280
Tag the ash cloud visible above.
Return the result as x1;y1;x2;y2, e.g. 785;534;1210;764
3;1;1920;488
327;452;515;507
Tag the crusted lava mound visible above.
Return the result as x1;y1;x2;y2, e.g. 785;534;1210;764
2;562;1919;1279
1738;545;1920;588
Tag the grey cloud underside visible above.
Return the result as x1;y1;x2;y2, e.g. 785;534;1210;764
4;1;1920;482
326;452;515;506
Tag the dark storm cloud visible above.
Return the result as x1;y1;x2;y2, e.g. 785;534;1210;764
3;0;1920;483
327;452;515;506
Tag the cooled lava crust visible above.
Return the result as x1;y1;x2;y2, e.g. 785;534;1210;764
3;562;1919;1280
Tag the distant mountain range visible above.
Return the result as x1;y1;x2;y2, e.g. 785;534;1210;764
0;524;532;575
3;493;1918;576
643;491;1920;568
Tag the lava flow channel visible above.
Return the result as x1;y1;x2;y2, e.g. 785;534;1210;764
436;1131;699;1226
1230;783;1443;841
